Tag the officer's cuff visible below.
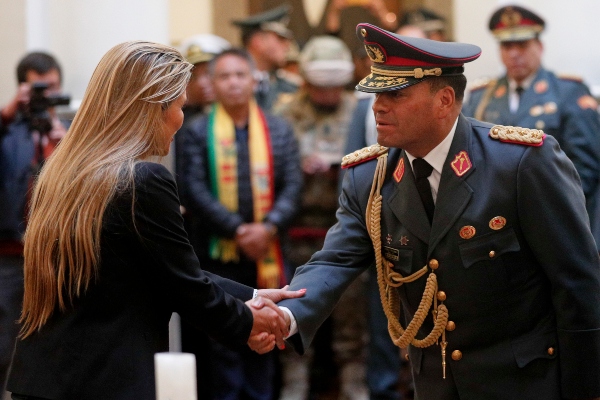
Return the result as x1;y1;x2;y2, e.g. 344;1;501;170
279;306;297;339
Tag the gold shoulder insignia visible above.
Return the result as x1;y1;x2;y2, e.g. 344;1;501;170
341;144;389;169
489;125;545;147
557;73;583;83
469;77;494;92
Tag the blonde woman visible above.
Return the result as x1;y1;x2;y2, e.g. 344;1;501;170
6;41;302;400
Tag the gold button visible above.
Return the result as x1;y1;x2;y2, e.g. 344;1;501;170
437;291;446;301
361;28;367;37
489;250;496;258
446;321;456;331
429;259;439;270
451;350;462;361
547;347;555;356
405;353;410;361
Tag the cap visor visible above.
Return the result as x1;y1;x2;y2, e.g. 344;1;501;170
356;72;421;93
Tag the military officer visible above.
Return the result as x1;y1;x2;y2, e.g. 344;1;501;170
462;5;600;246
232;5;299;112
276;23;600;400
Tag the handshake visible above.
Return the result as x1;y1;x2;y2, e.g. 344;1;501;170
244;286;306;354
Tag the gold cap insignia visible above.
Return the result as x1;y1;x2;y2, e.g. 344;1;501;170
459;226;476;239
489;216;506;230
501;7;522;28
365;44;386;63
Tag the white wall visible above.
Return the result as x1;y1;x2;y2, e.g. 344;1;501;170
454;0;600;96
27;0;169;103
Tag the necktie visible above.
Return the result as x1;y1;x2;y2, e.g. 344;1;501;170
412;158;435;224
515;86;524;98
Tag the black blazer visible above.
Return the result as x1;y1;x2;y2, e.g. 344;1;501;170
8;162;255;400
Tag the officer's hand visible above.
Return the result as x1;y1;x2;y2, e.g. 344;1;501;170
246;296;288;352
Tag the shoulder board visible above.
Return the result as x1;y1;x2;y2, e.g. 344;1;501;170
489;125;545;147
341;144;389;169
557;73;583;83
469;77;494;92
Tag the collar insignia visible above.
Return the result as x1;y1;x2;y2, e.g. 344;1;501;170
450;151;472;177
393;158;405;182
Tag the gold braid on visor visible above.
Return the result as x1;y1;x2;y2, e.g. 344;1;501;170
370;66;442;79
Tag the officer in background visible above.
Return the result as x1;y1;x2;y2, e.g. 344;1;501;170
277;23;600;400
232;5;299;112
462;5;600;247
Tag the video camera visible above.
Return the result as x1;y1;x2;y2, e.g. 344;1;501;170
27;82;71;135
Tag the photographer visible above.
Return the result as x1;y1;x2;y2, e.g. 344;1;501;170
0;51;69;393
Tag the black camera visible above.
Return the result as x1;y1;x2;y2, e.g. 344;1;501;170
27;82;71;135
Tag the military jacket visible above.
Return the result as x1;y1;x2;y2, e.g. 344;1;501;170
279;115;600;399
463;68;600;246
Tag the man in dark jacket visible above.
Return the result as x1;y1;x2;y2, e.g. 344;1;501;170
0;52;70;393
180;48;302;400
278;23;600;400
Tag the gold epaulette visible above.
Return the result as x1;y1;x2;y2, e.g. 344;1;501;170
557;73;583;83
468;77;494;92
489;125;545;146
341;144;389;169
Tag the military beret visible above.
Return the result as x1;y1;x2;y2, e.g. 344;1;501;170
232;5;293;40
488;5;545;42
355;23;481;93
179;34;231;65
399;7;446;34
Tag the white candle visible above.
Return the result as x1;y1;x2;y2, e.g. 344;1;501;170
154;352;197;400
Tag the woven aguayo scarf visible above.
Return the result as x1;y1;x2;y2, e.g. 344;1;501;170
206;100;284;288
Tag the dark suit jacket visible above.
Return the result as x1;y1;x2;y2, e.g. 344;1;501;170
8;162;255;400
463;68;600;247
279;115;600;399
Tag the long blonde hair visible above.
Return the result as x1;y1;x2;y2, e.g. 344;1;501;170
20;41;192;337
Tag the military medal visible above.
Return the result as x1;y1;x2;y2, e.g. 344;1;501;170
459;225;476;239
386;234;392;244
534;80;548;93
529;105;544;117
489;216;506;230
543;101;557;114
450;151;472;177
399;235;409;245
